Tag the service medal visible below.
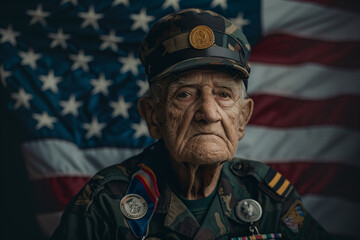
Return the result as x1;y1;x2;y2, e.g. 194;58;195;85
120;194;148;220
236;199;262;223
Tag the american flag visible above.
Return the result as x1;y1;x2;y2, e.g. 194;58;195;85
0;0;359;239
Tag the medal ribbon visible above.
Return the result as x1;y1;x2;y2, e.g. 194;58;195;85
125;161;160;239
230;233;282;240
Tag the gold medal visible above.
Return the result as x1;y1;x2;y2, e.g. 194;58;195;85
189;25;215;49
120;194;148;220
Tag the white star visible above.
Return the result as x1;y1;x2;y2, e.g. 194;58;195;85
110;96;132;118
33;111;57;129
132;119;149;138
11;87;33;109
112;0;129;7
130;8;154;32
69;50;93;72
26;4;50;26
99;30;123;51
0;25;20;46
211;0;227;10
136;79;149;97
119;52;141;75
83;117;106;139
19;48;41;69
60;0;78;5
48;28;70;49
230;13;250;30
59;94;82;116
39;70;62;93
162;0;180;11
79;5;103;30
0;65;11;87
90;73;112;95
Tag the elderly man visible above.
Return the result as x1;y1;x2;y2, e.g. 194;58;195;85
51;8;332;240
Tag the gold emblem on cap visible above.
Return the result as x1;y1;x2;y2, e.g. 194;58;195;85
120;194;148;220
189;25;215;49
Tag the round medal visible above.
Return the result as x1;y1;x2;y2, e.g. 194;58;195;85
235;199;262;223
120;194;148;220
189;25;215;49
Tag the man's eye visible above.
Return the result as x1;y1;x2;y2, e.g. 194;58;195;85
218;92;231;98
177;92;191;98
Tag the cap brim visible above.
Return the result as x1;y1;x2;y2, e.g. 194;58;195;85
149;56;249;84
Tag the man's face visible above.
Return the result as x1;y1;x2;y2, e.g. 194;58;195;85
142;70;253;165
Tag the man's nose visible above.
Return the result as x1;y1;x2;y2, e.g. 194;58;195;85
194;94;221;123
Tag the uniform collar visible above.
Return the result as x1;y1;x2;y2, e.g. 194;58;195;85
153;159;250;239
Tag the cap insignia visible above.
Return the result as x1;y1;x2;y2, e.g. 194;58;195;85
189;25;215;49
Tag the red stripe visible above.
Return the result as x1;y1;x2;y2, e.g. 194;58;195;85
31;176;90;213
250;94;360;129
140;165;160;197
269;162;360;202
250;34;360;68
135;175;156;203
290;0;360;12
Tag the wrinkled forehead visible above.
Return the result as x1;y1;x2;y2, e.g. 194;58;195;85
169;69;242;89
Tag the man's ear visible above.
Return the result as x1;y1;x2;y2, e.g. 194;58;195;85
238;98;254;140
138;97;161;139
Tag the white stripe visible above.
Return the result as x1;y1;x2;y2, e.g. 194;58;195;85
22;139;142;180
248;63;360;99
137;168;157;197
37;211;63;237
236;126;360;165
302;195;360;237
262;0;360;41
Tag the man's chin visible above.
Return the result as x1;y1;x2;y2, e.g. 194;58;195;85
181;137;234;164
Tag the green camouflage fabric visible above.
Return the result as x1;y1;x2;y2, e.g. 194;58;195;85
51;141;334;240
139;8;251;88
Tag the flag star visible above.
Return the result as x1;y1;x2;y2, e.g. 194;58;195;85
19;48;41;69
60;0;78;5
136;79;149;97
230;13;250;30
130;8;155;32
79;5;104;30
110;96;132;118
26;4;50;26
112;0;129;7
48;28;70;49
83;117;106;139
59;94;82;116
119;52;141;75
90;73;112;95
99;30;123;51
211;0;227;10
162;0;180;11
33;111;57;129
39;70;62;93
0;25;20;46
0;65;11;87
132;119;149;138
69;50;93;72
11;87;33;109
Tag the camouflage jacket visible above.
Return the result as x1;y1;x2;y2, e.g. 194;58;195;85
51;141;332;240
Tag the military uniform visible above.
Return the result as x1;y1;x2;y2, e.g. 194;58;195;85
51;141;332;240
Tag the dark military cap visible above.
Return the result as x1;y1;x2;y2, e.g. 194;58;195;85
139;8;251;88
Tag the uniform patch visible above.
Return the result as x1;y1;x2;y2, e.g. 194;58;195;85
282;200;305;233
264;168;294;198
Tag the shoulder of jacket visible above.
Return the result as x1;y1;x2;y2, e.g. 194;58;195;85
228;158;296;202
68;154;143;212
